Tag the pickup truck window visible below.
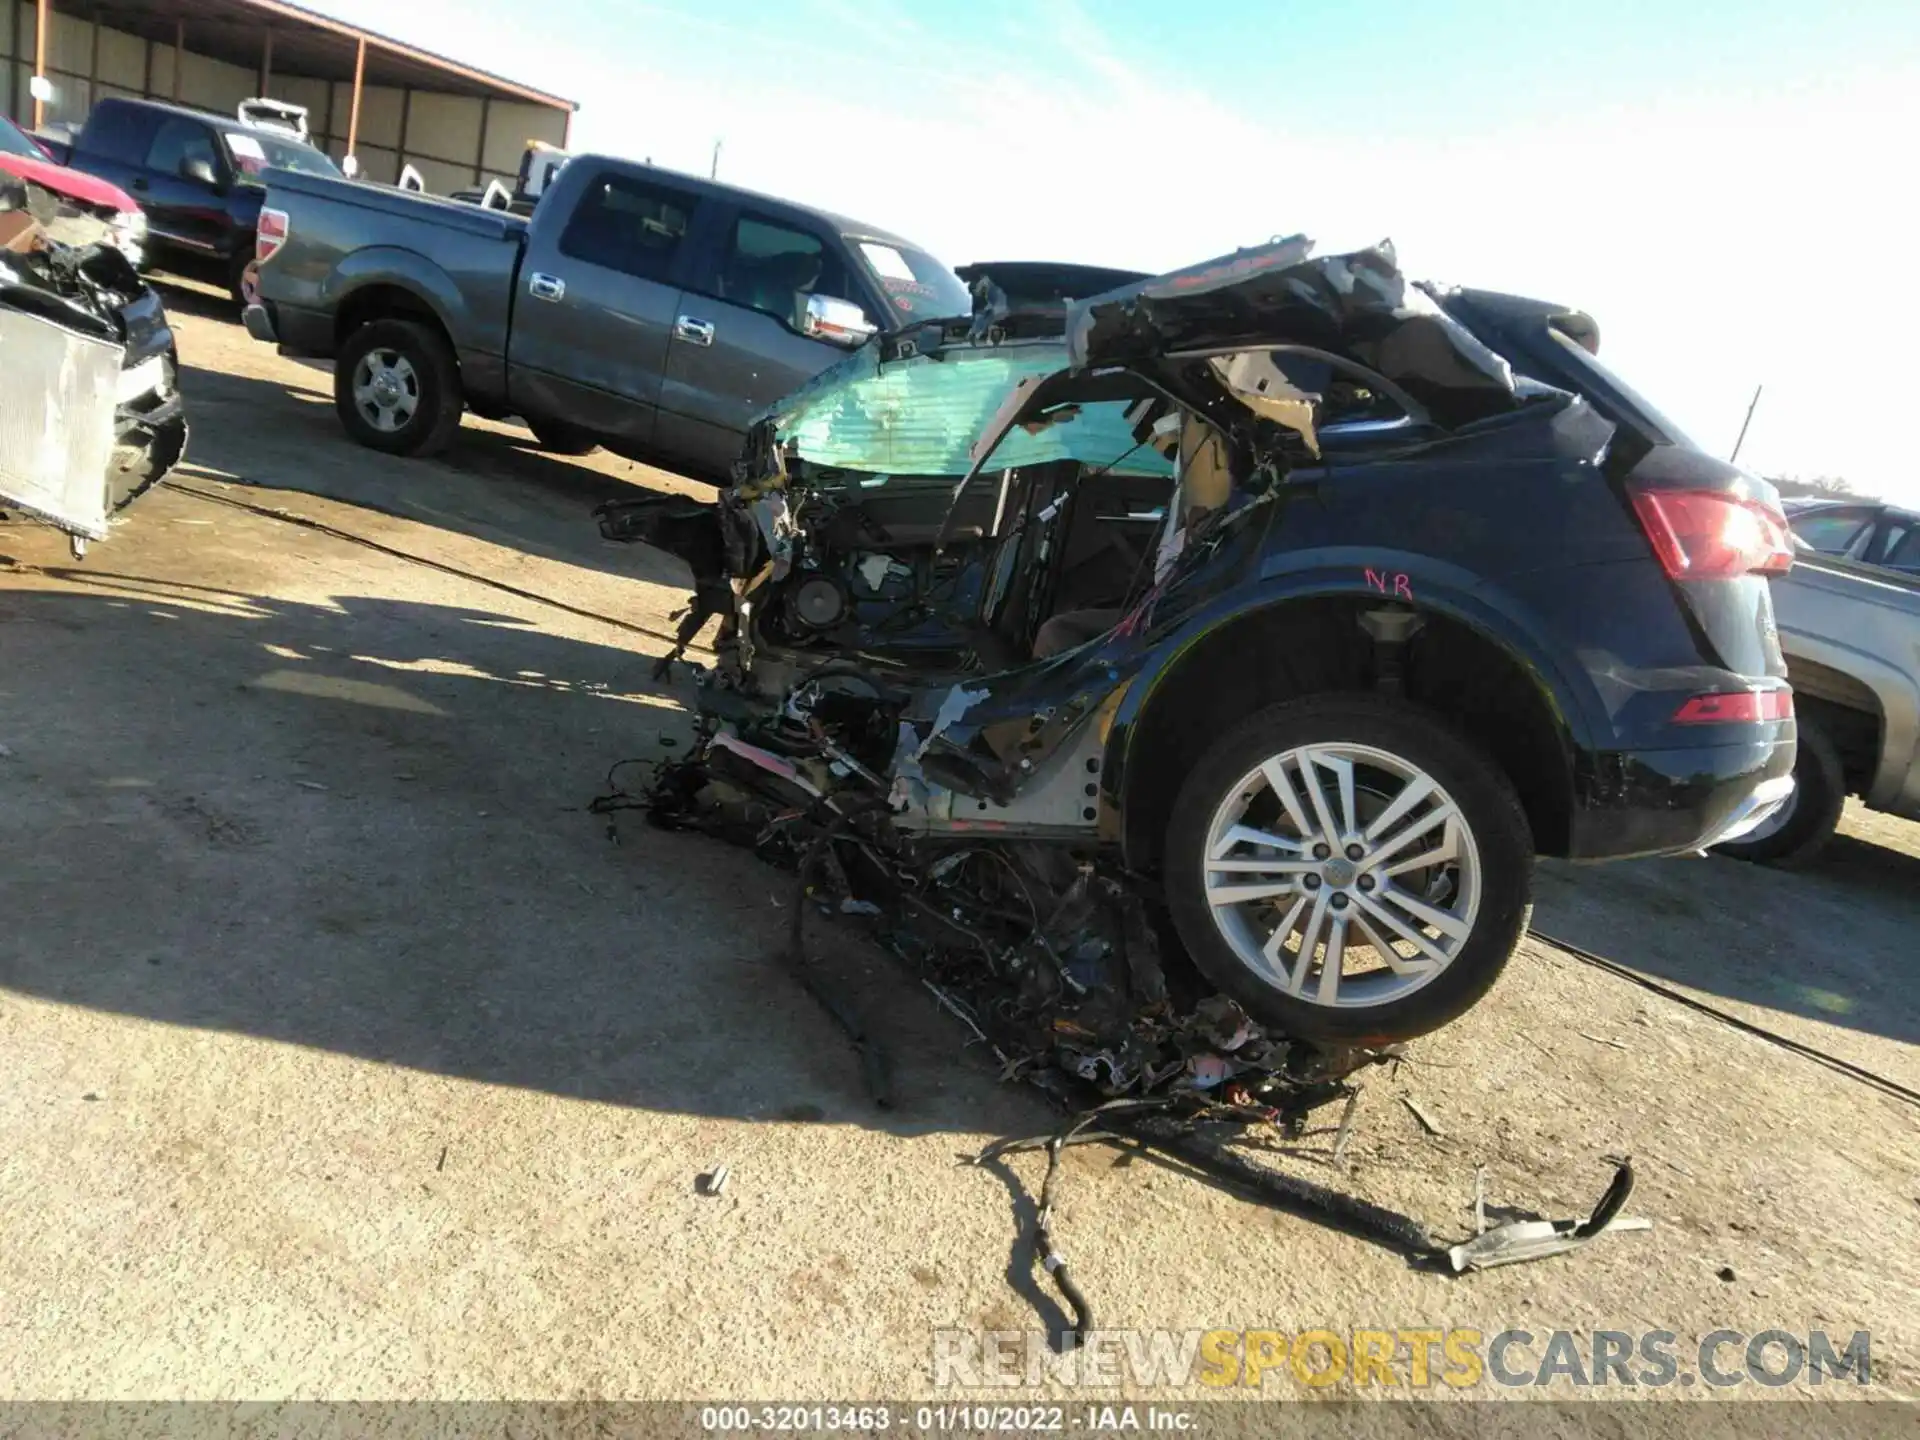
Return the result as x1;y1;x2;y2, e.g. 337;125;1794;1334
1873;519;1920;572
1791;509;1876;555
77;100;152;164
558;171;695;284
718;215;859;330
147;117;221;180
223;130;339;181
854;239;972;320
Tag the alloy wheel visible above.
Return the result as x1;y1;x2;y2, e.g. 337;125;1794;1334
1201;742;1483;1008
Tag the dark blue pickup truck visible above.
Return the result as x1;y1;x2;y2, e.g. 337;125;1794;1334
41;96;339;304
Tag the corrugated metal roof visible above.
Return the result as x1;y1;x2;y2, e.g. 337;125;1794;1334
62;0;574;109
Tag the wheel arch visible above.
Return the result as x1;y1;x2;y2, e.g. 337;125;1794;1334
327;252;462;354
1780;637;1916;813
1107;567;1592;871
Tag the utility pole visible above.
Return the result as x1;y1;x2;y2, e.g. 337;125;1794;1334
1729;383;1763;465
709;139;722;179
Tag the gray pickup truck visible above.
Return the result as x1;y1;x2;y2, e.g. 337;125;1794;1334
1717;551;1920;864
245;155;972;473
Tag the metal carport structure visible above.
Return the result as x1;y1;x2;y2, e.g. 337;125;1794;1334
3;0;575;189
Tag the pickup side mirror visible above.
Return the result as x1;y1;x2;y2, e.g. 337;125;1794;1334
180;156;221;188
801;293;877;348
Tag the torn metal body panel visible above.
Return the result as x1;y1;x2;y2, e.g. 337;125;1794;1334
601;235;1794;1054
0;177;188;553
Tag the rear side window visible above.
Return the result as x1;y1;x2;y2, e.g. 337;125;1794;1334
79;101;154;164
559;172;696;284
146;117;221;178
717;215;859;329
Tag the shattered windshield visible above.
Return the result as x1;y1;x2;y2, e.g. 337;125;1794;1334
778;345;1173;480
852;240;973;321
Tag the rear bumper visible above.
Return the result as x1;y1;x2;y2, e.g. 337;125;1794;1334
245;299;332;357
1566;731;1797;860
242;301;278;344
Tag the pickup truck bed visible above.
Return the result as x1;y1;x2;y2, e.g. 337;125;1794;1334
253;170;527;405
249;155;974;478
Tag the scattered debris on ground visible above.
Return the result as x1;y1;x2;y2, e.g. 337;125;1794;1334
1445;1160;1647;1272
591;741;1653;1329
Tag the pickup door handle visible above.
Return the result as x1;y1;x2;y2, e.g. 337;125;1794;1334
674;315;715;346
527;272;565;302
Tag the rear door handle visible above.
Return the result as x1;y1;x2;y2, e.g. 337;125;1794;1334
527;272;565;301
674;315;715;346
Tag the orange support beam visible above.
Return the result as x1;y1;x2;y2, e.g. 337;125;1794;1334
32;0;48;129
345;35;365;161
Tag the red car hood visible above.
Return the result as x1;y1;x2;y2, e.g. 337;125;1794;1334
0;152;137;213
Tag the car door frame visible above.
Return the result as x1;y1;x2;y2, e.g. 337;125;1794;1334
651;198;880;477
506;162;721;457
137;113;235;259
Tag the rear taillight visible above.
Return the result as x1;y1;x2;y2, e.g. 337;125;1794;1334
1672;689;1794;724
256;206;289;264
1629;488;1794;579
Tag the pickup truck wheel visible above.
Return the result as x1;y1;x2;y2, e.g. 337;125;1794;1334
527;418;600;455
1163;695;1533;1045
228;252;261;308
335;319;465;457
1714;717;1844;868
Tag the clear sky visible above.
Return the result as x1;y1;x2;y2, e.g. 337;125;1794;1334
315;0;1920;504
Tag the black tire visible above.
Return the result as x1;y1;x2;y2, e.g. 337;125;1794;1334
527;417;600;455
228;251;259;308
333;319;465;457
1163;695;1534;1045
1714;717;1844;868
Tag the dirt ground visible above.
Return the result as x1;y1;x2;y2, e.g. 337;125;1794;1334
2;281;1917;1423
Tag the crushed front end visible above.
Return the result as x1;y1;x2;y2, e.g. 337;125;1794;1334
0;176;187;556
597;235;1525;1092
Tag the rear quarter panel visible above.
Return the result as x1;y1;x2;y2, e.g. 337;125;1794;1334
1108;398;1793;861
1256;403;1712;746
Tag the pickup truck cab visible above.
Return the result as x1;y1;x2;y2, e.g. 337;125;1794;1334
41;96;339;303
247;155;973;473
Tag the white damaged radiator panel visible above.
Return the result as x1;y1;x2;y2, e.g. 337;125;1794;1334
0;308;123;541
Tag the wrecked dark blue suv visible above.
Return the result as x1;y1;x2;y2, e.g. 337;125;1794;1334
602;237;1796;1049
